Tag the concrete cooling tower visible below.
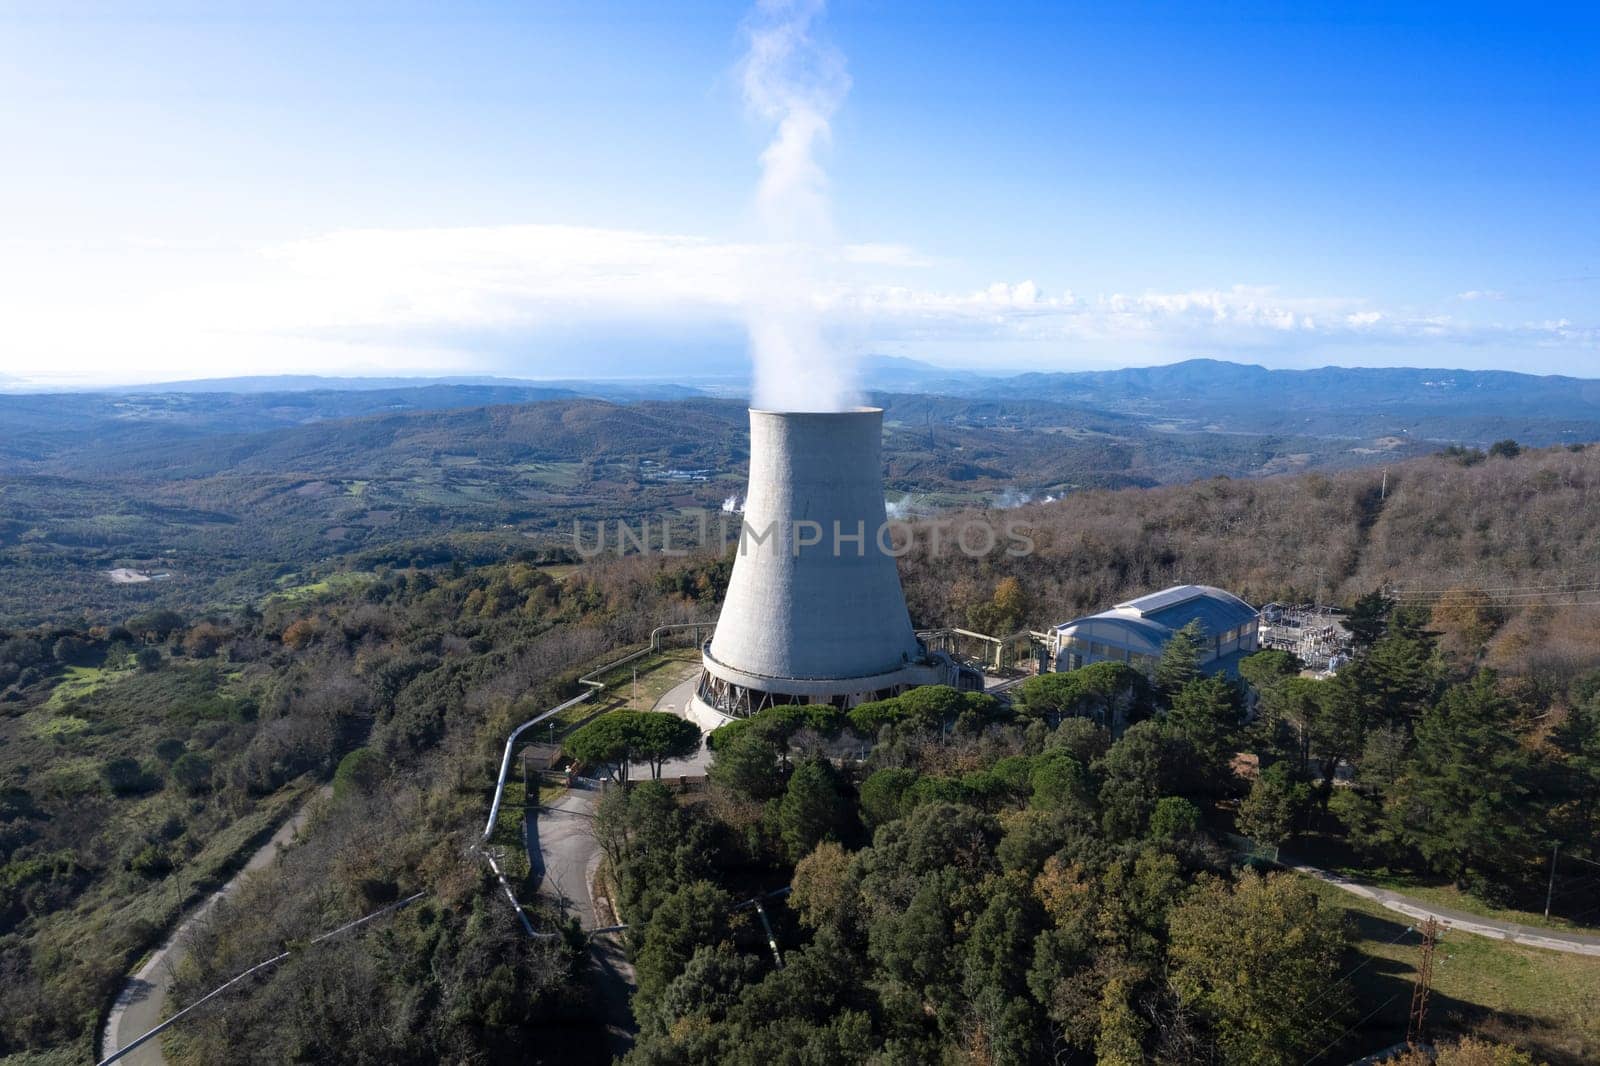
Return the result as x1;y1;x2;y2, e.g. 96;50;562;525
690;407;973;724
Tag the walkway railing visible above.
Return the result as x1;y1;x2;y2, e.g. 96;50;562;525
476;622;714;939
480;622;714;842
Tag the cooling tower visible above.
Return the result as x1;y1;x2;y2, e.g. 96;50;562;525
692;407;952;722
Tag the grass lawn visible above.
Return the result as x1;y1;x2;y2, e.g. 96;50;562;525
1302;875;1600;1064
587;646;701;713
44;662;132;711
267;569;374;603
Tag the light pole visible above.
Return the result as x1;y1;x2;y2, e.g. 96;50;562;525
1545;841;1560;918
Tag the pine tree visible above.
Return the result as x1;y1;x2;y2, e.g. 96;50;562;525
1394;670;1533;890
1155;620;1207;697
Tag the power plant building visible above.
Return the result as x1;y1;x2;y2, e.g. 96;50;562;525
692;407;974;725
1050;584;1260;676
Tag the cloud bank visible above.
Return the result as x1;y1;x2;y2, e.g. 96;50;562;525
1;222;1594;386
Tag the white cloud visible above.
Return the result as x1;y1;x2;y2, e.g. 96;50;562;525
0;222;1594;386
1457;289;1506;302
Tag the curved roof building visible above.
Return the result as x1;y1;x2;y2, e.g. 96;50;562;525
1051;584;1260;676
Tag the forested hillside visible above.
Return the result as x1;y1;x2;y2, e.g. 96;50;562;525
0;550;712;1063
904;441;1600;684
0;390;1430;626
5;437;1600;1063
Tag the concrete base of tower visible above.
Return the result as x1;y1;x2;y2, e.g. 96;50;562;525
685;692;738;734
692;644;978;720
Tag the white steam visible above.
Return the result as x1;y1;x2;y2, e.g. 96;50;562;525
740;0;857;412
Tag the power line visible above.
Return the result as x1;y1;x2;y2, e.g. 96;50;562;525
1300;925;1417;1016
99;891;426;1065
1302;991;1406;1065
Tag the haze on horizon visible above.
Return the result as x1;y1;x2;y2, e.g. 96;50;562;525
1;0;1597;388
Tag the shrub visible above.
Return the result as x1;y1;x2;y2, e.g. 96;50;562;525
100;757;157;795
170;752;213;793
333;747;384;800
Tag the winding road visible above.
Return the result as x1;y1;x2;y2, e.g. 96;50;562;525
99;791;325;1065
524;672;706;1057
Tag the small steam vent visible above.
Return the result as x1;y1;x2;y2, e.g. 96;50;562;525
690;407;967;724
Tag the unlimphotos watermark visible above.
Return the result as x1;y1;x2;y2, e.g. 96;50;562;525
572;513;1035;559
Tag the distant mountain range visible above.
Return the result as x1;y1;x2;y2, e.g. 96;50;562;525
4;358;1598;450
938;358;1600;445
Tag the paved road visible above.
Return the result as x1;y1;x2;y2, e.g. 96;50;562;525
527;784;637;1057
529;787;603;926
101;792;325;1065
1290;859;1600;956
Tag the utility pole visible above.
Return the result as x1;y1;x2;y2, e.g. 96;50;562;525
1407;917;1440;1047
1381;468;1388;501
1546;841;1561;918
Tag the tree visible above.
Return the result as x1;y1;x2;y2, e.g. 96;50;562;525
1166;675;1243;783
1432;588;1502;660
1099;720;1191;840
1238;648;1300;693
1345;590;1394;648
1488;438;1522;459
634;714;703;779
332;748;383;800
564;711;701;784
779;758;851;861
1337;629;1438;728
791;840;855;931
170;752;212;793
1392;670;1535;892
708;729;783;800
135;647;163;673
182;622;228;659
100;757;154;795
1148;796;1202;840
1155;620;1207;697
1029;749;1089;812
565;713;636;783
1048;716;1112;764
126;609;186;642
1168;870;1349;1065
1237;764;1305;847
1018;662;1154;731
1304;677;1365;808
51;636;88;665
859;766;919;828
633;880;734;1026
968;576;1030;635
1551;696;1600;846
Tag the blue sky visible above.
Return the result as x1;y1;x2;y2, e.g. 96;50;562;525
1;0;1597;386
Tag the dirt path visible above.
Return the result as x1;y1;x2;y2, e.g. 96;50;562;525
99;790;327;1065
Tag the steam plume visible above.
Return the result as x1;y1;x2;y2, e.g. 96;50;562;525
740;0;857;412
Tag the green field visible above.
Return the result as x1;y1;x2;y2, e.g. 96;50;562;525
268;569;375;603
44;663;132;710
1304;876;1600;1063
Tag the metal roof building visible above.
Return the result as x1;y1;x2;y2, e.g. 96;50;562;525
1050;584;1261;676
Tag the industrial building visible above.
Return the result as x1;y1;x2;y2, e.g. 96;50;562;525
1050;584;1261;676
691;407;975;725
